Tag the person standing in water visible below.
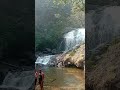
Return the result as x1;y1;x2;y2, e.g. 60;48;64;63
35;70;38;86
34;69;38;90
38;69;44;90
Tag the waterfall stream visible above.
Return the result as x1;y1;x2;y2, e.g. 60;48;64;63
35;28;85;66
64;28;85;51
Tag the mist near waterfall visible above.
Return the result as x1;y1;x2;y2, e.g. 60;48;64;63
64;28;85;51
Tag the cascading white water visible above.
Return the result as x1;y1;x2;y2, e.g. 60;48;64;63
35;28;85;66
35;55;55;65
64;28;85;51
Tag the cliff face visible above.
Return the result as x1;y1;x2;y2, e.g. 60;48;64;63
86;6;120;90
86;38;120;90
0;0;35;66
0;0;35;85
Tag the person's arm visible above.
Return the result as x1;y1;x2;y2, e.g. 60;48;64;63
35;72;37;78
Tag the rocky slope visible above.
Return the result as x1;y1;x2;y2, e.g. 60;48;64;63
85;5;120;90
86;38;120;90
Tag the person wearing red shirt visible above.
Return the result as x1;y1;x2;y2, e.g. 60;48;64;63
35;70;38;86
38;69;44;90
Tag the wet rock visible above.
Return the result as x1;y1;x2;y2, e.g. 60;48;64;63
64;58;72;67
75;60;85;69
0;71;34;90
52;49;57;54
0;72;5;85
57;62;63;67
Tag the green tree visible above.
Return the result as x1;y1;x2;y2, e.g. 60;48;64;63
53;0;85;27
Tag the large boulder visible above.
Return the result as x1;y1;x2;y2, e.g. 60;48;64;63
60;44;85;68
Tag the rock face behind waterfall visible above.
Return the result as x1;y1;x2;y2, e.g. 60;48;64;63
0;71;34;90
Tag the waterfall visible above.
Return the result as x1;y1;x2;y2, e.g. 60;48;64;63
35;55;55;65
64;28;85;51
35;28;85;67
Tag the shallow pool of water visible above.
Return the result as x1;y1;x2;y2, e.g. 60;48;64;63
35;67;85;90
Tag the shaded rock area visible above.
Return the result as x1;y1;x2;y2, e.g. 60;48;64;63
86;6;120;90
0;0;35;88
35;48;58;58
86;38;120;90
0;59;35;90
0;57;35;85
0;71;34;90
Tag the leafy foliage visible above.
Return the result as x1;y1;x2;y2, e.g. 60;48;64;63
35;0;85;52
53;0;85;27
35;1;68;51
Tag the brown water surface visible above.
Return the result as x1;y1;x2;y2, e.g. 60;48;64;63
35;67;85;90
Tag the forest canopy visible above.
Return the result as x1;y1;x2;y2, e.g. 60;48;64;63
35;0;85;52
